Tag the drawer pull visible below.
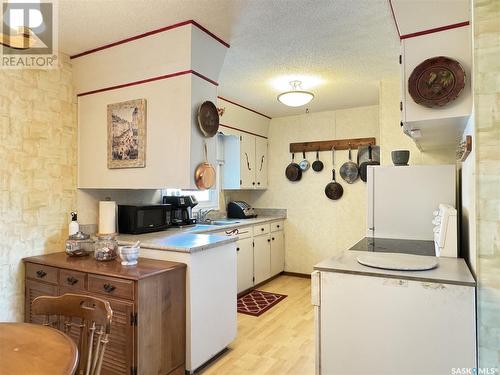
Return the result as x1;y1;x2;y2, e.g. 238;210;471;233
36;270;47;278
267;239;271;243
261;228;264;231
272;237;275;241
67;276;78;285
236;247;240;252
103;283;116;293
277;225;280;228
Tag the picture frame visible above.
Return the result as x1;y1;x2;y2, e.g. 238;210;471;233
107;99;147;169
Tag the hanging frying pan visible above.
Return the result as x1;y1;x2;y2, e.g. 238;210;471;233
325;148;343;200
285;153;302;182
299;151;310;171
359;144;380;182
339;145;359;184
197;101;219;137
312;150;324;172
194;142;216;189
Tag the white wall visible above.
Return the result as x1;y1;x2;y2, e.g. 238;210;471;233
228;105;380;274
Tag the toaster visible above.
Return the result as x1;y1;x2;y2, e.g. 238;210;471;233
227;201;257;219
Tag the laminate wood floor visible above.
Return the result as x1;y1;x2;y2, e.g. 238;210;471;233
200;275;314;375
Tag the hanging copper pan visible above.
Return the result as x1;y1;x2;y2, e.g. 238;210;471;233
198;101;220;137
195;142;216;190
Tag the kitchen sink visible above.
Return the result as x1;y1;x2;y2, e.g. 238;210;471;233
209;220;241;225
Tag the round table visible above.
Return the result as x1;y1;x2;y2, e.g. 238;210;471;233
0;323;78;375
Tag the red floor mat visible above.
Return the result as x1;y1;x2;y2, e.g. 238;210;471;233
237;289;287;317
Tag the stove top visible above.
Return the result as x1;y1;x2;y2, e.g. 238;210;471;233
349;237;436;256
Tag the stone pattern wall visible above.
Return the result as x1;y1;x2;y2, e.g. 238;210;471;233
0;55;77;321
475;0;500;367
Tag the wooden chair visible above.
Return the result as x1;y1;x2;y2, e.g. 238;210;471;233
32;293;113;375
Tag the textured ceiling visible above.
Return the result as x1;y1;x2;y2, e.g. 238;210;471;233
60;0;400;118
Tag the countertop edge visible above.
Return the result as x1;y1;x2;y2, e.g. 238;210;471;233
313;265;477;287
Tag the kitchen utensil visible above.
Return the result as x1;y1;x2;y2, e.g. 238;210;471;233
119;245;140;266
339;145;359;184
312;150;324;172
194;142;216;189
408;56;466;108
325;148;344;200
359;145;380;182
197;101;220;137
285;153;302;182
391;150;410;166
299;151;310;171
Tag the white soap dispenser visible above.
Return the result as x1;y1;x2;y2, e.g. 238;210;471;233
69;211;79;236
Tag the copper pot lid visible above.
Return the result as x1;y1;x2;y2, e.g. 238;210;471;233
408;56;466;108
198;101;220;137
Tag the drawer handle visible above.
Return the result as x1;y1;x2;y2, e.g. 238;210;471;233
67;276;78;285
36;270;47;278
103;284;116;293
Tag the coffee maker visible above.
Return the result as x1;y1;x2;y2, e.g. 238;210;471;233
162;195;198;227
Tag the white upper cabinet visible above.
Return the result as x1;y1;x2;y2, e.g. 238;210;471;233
74;24;228;189
221;132;268;190
391;0;472;151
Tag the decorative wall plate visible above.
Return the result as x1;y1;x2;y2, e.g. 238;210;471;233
408;56;466;108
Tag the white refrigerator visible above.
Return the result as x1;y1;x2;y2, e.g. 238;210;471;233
366;165;456;240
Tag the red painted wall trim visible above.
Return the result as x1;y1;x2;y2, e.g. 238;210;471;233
219;124;268;139
70;19;229;59
218;96;272;120
77;69;217;97
400;21;470;39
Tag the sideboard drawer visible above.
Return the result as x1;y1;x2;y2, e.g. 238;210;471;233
88;274;134;300
59;269;86;291
26;263;58;284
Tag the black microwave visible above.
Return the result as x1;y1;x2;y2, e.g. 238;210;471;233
118;204;172;234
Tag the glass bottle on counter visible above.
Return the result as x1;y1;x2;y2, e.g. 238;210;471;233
94;235;118;261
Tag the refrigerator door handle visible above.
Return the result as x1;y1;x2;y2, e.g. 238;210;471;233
311;271;321;375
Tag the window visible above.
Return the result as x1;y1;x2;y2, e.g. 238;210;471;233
163;187;219;210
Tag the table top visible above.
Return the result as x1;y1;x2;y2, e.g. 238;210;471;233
0;323;78;375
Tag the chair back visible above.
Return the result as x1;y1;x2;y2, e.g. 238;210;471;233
32;293;113;375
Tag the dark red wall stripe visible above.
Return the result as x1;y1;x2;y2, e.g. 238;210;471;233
400;21;470;39
218;96;272;120
77;69;217;97
219;124;268;139
70;19;229;59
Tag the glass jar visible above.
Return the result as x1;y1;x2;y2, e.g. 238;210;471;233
94;235;118;261
65;232;94;257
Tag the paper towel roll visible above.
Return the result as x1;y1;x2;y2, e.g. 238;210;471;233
99;201;117;235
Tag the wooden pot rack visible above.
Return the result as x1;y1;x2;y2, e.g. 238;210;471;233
289;137;376;153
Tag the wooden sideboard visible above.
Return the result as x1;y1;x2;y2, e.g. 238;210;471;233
23;252;186;375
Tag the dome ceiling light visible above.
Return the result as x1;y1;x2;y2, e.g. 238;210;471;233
277;80;315;107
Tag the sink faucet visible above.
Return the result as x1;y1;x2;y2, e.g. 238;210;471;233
197;209;215;223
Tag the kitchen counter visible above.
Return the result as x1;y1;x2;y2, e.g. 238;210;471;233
314;250;476;287
117;215;285;253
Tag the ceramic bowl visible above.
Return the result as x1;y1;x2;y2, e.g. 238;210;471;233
391;150;410;166
118;246;139;266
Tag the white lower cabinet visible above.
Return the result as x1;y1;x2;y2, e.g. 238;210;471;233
270;230;285;276
236;237;254;293
253;234;271;285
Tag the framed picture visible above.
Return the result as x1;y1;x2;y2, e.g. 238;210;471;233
107;99;146;169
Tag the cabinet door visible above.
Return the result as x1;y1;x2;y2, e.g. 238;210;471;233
237;237;254;293
253;234;271;285
239;133;256;189
98;298;135;375
255;137;268;189
25;279;58;325
270;231;285;276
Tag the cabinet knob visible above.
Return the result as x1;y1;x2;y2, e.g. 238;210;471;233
277;225;280;228
252;182;256;186
261;228;264;231
103;283;116;293
267;239;271;243
36;270;47;278
257;182;260;185
236;247;240;252
67;276;78;285
272;237;275;241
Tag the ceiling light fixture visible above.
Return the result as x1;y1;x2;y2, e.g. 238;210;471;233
277;80;315;107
